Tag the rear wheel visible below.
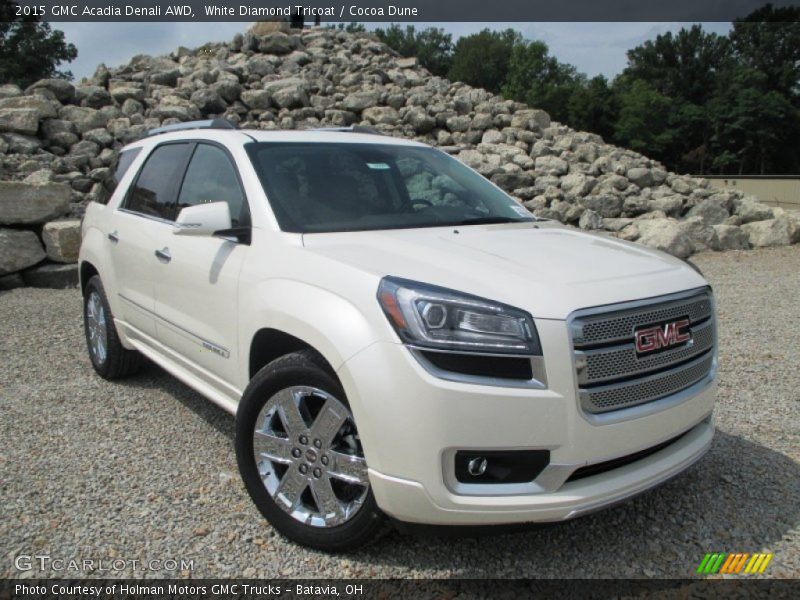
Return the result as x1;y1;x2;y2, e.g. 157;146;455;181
83;275;142;379
235;350;385;551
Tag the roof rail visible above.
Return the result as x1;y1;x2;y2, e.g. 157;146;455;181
309;125;384;136
147;118;237;137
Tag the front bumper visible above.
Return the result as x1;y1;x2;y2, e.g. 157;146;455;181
337;318;715;526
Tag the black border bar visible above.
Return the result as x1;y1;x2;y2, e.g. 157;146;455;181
9;0;800;22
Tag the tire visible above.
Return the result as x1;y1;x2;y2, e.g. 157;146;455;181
235;350;386;552
83;275;142;379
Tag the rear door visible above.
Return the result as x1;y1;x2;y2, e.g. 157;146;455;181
110;142;192;340
152;141;251;388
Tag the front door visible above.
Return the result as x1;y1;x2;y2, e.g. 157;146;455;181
153;142;251;389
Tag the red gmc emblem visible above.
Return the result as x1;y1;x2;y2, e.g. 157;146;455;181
634;318;691;355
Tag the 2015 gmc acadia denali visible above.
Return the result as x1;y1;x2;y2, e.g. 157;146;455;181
79;120;717;551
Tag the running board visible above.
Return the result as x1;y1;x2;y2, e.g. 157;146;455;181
117;319;241;415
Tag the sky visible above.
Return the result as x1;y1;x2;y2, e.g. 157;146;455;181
54;22;733;83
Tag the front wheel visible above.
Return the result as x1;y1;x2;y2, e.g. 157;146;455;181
235;350;385;552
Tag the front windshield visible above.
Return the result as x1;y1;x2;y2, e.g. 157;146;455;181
246;142;534;233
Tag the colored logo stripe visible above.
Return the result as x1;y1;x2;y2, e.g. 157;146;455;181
697;553;773;574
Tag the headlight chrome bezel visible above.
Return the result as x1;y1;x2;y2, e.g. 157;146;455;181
377;276;542;356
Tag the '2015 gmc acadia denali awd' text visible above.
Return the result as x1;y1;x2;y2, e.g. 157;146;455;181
79;120;717;551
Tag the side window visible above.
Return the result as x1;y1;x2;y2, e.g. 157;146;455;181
125;143;189;220
177;144;249;227
97;147;142;205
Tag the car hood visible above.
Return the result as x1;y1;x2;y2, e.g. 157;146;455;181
302;222;707;320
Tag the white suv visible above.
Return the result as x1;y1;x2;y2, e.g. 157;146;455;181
79;120;717;551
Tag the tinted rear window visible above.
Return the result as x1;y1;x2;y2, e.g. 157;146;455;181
125;143;189;220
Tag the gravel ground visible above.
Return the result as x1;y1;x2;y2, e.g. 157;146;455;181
1;246;798;579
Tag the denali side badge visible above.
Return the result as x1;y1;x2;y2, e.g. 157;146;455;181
634;318;691;355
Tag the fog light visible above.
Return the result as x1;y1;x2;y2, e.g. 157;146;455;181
454;450;550;484
467;457;488;476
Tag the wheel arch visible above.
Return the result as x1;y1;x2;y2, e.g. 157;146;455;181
248;328;337;381
79;260;99;295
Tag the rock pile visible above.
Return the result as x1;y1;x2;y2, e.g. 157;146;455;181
1;26;798;288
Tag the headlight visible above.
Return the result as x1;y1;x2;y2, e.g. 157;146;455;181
377;277;541;355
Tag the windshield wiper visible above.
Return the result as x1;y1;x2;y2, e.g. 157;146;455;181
450;216;533;226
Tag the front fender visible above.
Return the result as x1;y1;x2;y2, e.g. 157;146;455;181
239;278;380;382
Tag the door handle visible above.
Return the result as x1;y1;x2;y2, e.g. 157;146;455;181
154;247;171;262
108;231;119;243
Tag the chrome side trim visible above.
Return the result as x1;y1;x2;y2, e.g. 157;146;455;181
116;207;175;226
407;346;547;390
118;293;230;359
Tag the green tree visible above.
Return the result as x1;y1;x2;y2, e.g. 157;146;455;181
613;79;676;159
374;24;453;77
566;75;618;141
623;25;731;106
326;22;367;33
709;66;800;174
730;3;800;100
502;39;582;123
617;25;731;172
0;0;77;88
448;28;521;93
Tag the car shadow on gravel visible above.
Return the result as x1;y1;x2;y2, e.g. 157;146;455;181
356;431;800;577
107;366;798;577
114;360;236;439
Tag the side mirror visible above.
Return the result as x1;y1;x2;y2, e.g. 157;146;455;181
173;202;232;236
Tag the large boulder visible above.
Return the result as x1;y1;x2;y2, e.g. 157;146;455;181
579;194;623;218
58;105;110;134
626;167;655;188
712;224;750;250
240;89;272;110
736;198;774;224
75;85;113;109
0;229;45;275
21;263;79;288
560;172;595;197
42;220;82;263
0;94;58;115
26;79;76;103
579;209;603;230
534;155;569;176
342;91;380;113
190;88;227;113
635;219;695;258
271;85;309;109
741;218;798;247
678;216;719;252
0;182;72;225
258;32;295;55
685;198;730;225
363;106;399;125
0;108;40;135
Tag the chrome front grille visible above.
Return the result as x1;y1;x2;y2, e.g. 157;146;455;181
570;289;716;414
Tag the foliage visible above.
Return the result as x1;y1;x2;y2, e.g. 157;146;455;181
447;29;522;93
374;24;453;77
0;0;77;88
503;39;584;123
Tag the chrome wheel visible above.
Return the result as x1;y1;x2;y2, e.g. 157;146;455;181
86;291;108;364
253;386;369;528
